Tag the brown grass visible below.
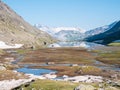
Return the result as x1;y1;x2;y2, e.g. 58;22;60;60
19;48;95;65
0;70;28;80
96;51;120;65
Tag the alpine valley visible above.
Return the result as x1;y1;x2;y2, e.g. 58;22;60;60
0;0;120;90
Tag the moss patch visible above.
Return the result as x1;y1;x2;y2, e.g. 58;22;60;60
96;51;120;64
19;79;79;90
108;43;120;46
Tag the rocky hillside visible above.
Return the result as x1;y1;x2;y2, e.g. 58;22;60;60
85;21;118;37
0;1;54;48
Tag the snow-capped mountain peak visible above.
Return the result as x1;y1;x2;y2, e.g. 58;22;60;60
34;24;85;34
34;24;86;41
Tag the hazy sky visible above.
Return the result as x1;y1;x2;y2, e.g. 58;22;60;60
3;0;120;30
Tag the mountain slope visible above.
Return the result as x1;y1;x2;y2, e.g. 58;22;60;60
0;1;54;48
85;21;118;37
85;21;120;45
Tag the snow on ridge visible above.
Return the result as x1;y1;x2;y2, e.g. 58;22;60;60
0;41;23;49
51;27;86;33
35;24;86;34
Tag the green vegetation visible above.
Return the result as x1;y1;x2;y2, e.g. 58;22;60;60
19;79;79;90
108;42;120;46
78;66;101;73
16;49;31;54
0;49;4;55
17;79;120;90
96;51;120;64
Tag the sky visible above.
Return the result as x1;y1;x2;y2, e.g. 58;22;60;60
2;0;120;30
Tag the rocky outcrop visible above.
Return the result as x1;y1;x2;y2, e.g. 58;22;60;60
0;1;55;48
64;75;103;83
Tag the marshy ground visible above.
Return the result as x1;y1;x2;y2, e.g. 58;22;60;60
18;48;94;65
13;47;120;78
0;46;120;90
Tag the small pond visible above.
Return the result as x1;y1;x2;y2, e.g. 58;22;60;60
16;67;56;75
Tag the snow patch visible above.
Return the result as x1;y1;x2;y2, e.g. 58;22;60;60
0;41;23;49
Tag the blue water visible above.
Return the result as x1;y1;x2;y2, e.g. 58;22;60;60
16;67;56;75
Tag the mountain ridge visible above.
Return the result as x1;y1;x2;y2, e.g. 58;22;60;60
85;21;120;45
85;21;118;37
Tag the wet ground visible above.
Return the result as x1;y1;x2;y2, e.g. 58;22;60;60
2;47;119;78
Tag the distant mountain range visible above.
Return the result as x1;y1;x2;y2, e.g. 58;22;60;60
35;21;120;45
0;1;54;48
34;25;85;41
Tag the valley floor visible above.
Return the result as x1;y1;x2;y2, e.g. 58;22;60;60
0;46;120;90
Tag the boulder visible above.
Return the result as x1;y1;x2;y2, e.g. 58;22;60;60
74;84;96;90
0;65;6;70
